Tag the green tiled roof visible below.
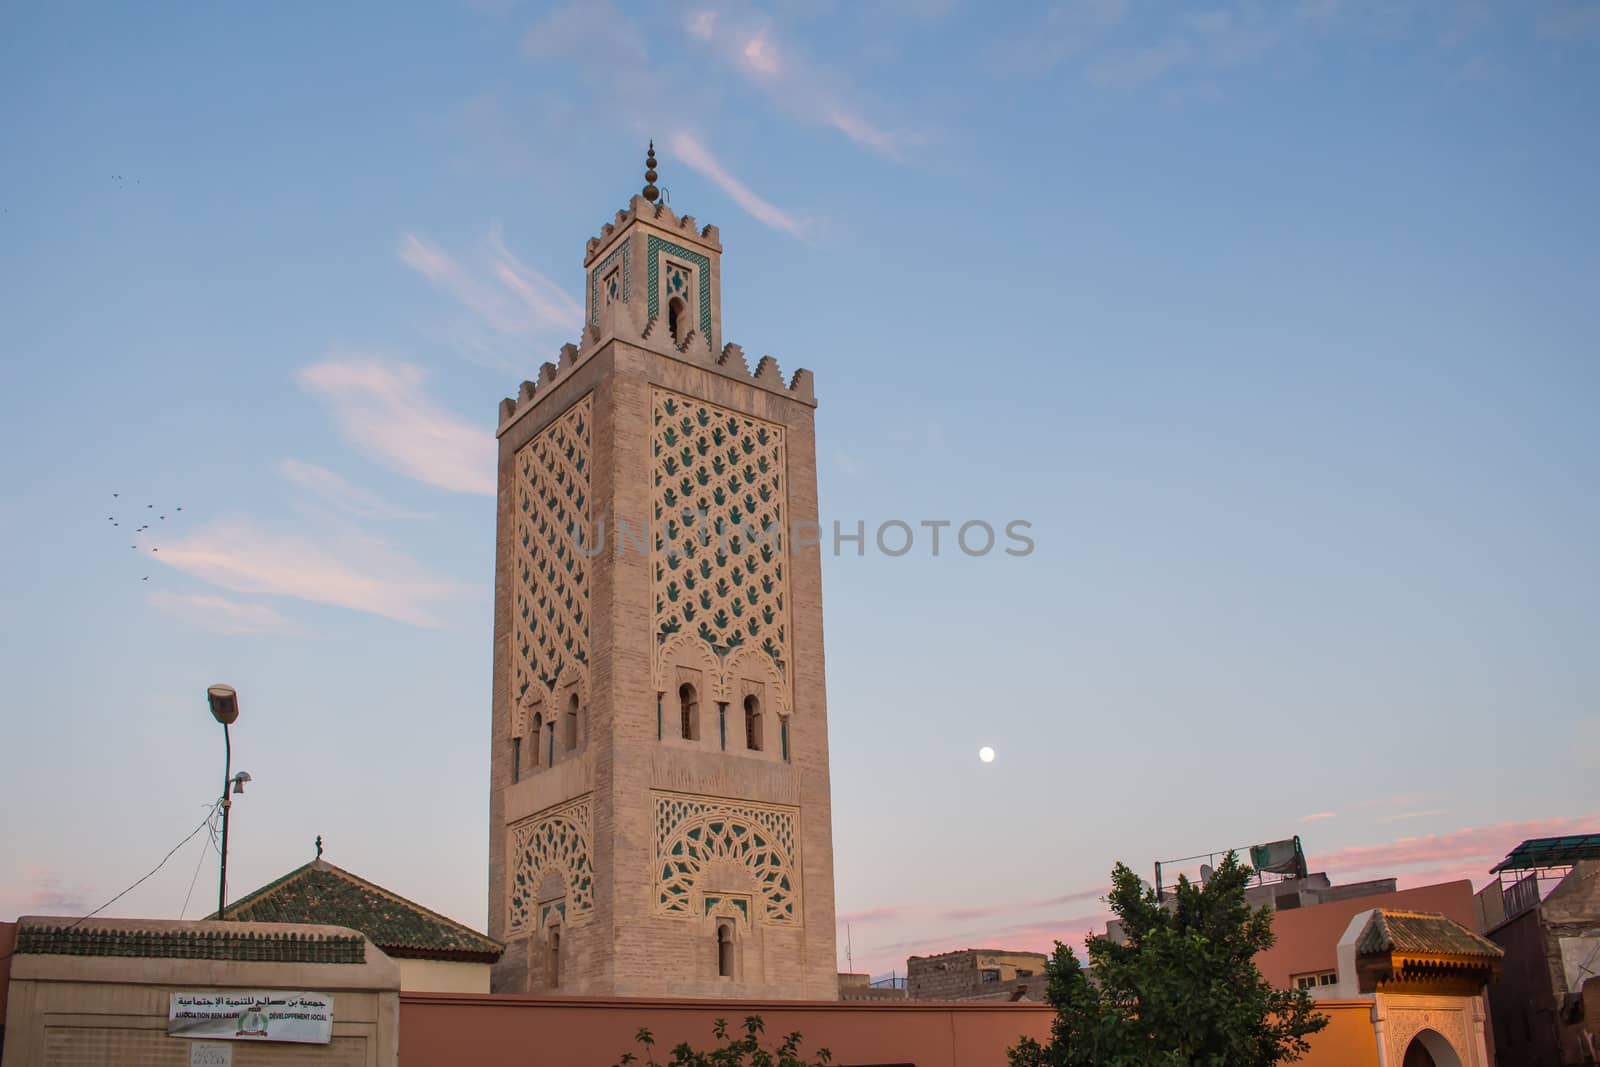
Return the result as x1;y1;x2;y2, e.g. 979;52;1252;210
219;859;503;962
16;922;365;964
1356;910;1504;961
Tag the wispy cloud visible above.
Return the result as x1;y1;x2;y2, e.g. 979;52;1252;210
1000;2;1600;94
669;132;809;239
297;354;495;496
398;226;582;369
277;459;426;521
1302;811;1339;822
988;0;1129;76
1085;38;1190;89
0;864;92;921
1538;1;1600;40
148;591;291;635
1317;816;1600;882
156;516;471;627
684;9;918;158
836;884;1112;975
1379;808;1448;823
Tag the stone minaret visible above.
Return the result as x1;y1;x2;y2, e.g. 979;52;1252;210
487;144;837;999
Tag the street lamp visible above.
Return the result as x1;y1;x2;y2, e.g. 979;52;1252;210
207;685;246;919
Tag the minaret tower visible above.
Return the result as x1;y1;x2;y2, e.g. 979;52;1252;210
487;144;838;999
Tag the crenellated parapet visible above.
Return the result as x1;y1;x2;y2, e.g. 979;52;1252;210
498;333;814;435
584;196;722;265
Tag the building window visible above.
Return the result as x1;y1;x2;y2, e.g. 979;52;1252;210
780;716;789;762
981;968;1001;983
603;268;620;307
1292;972;1337;990
679;683;699;741
511;736;521;784
546;719;555;768
564;693;579;751
744;695;763;751
548;925;561;989
717;922;735;978
530;714;543;774
656;693;662;740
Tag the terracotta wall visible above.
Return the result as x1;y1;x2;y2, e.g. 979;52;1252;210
1256;880;1476;989
399;993;1381;1067
401;993;1054;1067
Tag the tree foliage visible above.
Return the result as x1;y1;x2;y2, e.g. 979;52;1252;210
615;1015;832;1067
1010;853;1327;1067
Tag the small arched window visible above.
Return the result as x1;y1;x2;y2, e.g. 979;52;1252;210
564;693;580;751
780;716;790;762
548;925;561;989
744;695;763;752
679;683;699;741
530;714;543;774
717;922;735;978
545;718;555;768
511;736;522;784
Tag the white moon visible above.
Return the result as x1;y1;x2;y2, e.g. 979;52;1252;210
978;746;996;763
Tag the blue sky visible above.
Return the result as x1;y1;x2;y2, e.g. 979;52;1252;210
1;0;1597;977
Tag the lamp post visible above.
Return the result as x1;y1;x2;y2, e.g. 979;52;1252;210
207;684;239;919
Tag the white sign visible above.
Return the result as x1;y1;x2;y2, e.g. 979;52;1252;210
189;1043;233;1066
169;991;334;1044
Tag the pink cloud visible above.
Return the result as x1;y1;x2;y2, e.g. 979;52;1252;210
157;517;471;627
0;865;93;922
297;354;495;496
1317;816;1600;882
147;591;291;635
682;9;916;158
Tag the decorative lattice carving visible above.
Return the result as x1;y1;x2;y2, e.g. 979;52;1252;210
647;236;711;342
650;388;789;709
508;797;594;934
1380;998;1475;1067
589;240;631;325
654;793;798;924
511;397;591;712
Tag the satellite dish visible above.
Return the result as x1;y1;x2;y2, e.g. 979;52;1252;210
1200;863;1214;885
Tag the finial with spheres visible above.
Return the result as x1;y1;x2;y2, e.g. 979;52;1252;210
642;140;659;202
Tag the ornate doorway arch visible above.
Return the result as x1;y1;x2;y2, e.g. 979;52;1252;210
1402;1028;1464;1067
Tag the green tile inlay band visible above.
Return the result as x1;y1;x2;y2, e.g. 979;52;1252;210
646;235;712;341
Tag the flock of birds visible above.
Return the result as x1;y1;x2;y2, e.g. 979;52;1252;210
106;492;184;581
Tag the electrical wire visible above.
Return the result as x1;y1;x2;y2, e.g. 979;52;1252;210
179;802;224;920
1;799;223;962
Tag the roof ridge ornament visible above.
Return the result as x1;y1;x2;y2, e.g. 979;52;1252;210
643;141;659;203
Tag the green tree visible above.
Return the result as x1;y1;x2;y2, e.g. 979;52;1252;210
1011;853;1327;1067
615;1015;832;1067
